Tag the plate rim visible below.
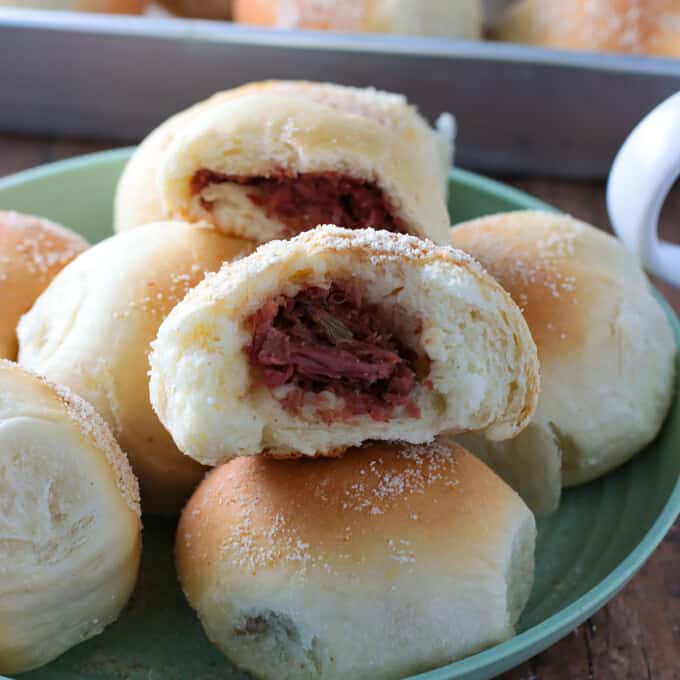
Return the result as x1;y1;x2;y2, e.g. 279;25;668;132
0;149;677;680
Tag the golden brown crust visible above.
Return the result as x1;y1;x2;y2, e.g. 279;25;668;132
178;438;529;598
450;210;644;362
0;211;87;361
451;211;585;358
495;0;680;57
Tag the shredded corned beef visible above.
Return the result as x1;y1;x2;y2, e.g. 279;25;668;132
246;284;421;422
191;168;406;236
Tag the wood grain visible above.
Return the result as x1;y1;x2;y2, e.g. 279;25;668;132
0;134;678;680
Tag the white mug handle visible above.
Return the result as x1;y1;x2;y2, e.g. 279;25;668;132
607;91;680;287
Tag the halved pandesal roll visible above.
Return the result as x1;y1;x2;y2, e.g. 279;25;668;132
450;211;676;494
114;80;454;244
150;226;539;464
0;210;87;360
176;438;536;680
0;360;140;675
18;221;254;514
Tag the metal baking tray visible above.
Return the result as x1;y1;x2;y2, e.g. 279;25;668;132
0;8;679;178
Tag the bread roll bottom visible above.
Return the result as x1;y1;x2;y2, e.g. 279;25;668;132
191;168;406;237
246;281;425;424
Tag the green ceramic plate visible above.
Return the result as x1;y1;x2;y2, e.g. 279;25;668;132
0;149;678;680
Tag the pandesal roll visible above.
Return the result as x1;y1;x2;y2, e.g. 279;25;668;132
233;0;483;40
18;221;254;514
150;226;539;464
495;0;680;58
0;211;87;360
114;80;454;244
0;360;140;675
450;211;676;492
176;438;536;680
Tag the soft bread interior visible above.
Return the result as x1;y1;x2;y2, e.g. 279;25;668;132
150;227;538;464
199;181;286;243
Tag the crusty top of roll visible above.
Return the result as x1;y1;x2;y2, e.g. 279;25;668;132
177;439;535;679
180;439;525;576
450;210;676;486
0;359;140;515
0;211;87;360
178;438;535;626
495;0;680;57
450;210;649;359
115;80;453;244
185;224;481;305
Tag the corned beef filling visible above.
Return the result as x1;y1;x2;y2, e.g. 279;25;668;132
246;284;421;422
191;169;406;236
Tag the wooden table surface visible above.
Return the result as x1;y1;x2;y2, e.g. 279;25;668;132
1;133;678;680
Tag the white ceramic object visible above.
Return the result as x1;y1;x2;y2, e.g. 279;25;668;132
607;91;680;287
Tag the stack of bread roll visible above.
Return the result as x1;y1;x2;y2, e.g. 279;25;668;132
1;80;675;678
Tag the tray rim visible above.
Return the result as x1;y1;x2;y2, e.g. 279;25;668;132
0;148;677;680
0;7;679;77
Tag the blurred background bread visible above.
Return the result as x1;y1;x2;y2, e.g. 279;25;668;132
495;0;680;58
17;221;254;515
233;0;483;39
0;360;140;675
0;0;148;13
450;211;676;493
0;211;87;361
176;438;535;680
